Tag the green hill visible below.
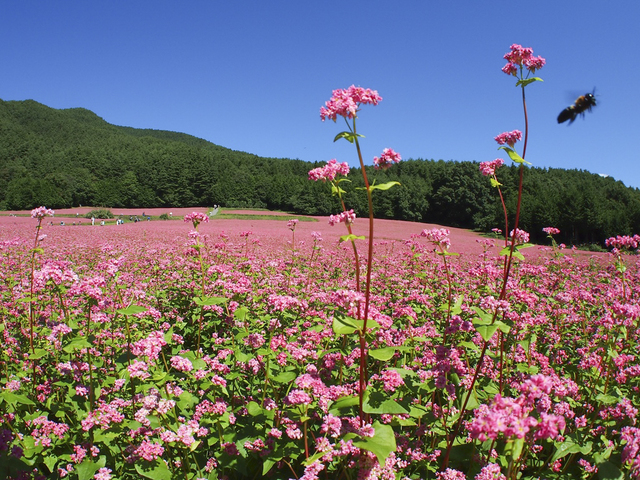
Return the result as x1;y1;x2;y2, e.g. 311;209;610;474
1;98;639;245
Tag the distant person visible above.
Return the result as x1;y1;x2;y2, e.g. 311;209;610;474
91;216;95;226
101;221;105;226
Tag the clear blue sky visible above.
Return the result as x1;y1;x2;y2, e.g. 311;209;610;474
2;1;640;189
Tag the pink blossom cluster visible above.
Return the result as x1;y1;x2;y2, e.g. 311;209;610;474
621;426;640;477
380;369;405;392
502;44;546;76
475;463;506;480
469;375;566;442
31;206;55;219
509;228;530;245
328;209;356;227
170;355;193;372
33;261;79;289
494;130;522;147
94;468;112;480
420;228;451;250
468;395;537;441
308;159;350;182
437;468;466;480
287;219;299;231
267;293;307;312
605;234;640;250
131;331;167;360
543;227;561;236
29;416;70;447
320;85;382;121
479;159;504;177
373;148;402;170
184;212;209;228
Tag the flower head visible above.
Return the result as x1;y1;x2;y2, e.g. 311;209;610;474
184;212;209;229
328;209;356;227
31;206;55;219
421;228;451;250
479;159;504;177
605;234;640;250
494;130;522;148
373;148;402;170
320;85;382;121
502;44;546;76
287;219;299;231
543;227;560;236
308;159;350;182
510;228;530;245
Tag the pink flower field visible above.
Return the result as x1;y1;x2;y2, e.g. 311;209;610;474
0;208;638;479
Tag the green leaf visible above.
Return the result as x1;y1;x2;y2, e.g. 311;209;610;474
271;371;297;384
329;395;359;413
353;422;397;467
339;234;365;243
262;458;277;475
516;77;543;87
596;461;624;480
475;324;499;342
596;393;619;405
246;401;263;416
331;184;347;196
498;146;531;165
116;304;147;316
135;459;173;480
490;177;502;187
234;306;249;322
44;454;58;473
499;246;525;260
194;296;227;306
76;456;106;480
550;436;582;463
363;391;409;415
62;337;92;353
332;315;360;335
368;347;397;361
368;181;401;192
504;438;524;462
334;131;364;143
29;348;48;359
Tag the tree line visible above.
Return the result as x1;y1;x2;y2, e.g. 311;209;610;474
1;98;639;246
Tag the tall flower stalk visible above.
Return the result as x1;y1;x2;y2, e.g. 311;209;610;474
184;212;209;355
443;44;545;470
318;85;400;424
28;206;54;353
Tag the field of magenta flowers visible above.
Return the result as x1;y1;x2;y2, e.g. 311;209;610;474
1;210;639;480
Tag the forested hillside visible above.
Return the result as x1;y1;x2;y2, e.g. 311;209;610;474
1;98;639;245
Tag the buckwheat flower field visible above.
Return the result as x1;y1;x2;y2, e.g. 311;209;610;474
1;208;639;480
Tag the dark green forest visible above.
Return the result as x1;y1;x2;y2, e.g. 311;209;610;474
1;98;639;246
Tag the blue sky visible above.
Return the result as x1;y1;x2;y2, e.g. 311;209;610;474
2;1;640;189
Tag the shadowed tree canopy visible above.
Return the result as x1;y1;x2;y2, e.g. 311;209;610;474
1;98;639;246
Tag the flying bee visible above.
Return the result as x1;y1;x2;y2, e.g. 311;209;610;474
557;91;597;124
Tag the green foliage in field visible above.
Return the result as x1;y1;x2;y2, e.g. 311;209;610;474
84;208;114;219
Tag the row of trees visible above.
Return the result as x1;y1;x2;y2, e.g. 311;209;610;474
1;99;639;246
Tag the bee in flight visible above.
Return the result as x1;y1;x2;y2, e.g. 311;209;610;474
557;91;597;124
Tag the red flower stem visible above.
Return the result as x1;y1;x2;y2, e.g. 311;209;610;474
443;80;530;470
353;118;374;426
